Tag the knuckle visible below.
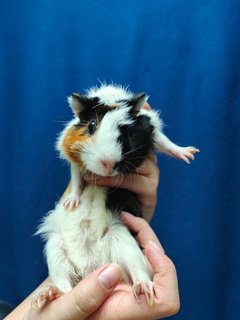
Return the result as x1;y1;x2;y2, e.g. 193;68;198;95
150;183;158;196
137;216;149;228
74;287;100;316
161;300;180;316
164;256;177;273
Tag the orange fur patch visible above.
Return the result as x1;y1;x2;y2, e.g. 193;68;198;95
61;126;88;165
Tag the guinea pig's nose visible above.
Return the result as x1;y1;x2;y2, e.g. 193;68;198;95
101;160;115;174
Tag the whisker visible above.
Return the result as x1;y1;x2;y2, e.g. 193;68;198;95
107;173;124;194
124;144;148;156
123;160;137;173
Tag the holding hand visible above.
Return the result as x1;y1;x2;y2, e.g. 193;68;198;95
84;153;159;221
88;212;180;320
21;213;179;320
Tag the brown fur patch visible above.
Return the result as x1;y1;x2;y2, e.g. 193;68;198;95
80;219;91;229
61;126;88;165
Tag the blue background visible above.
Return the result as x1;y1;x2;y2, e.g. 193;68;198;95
0;1;239;319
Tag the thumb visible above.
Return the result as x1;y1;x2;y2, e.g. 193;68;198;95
57;264;123;320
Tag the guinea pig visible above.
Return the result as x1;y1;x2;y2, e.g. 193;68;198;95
34;84;199;309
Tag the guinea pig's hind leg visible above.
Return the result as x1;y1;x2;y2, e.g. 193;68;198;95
155;132;200;164
63;163;83;210
31;284;63;309
32;233;77;311
107;224;155;306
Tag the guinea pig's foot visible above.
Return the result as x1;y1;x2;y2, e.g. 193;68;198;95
133;281;155;306
63;194;81;210
170;146;200;164
31;284;63;310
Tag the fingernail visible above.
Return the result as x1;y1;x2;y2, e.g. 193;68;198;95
149;240;165;255
84;174;100;181
97;264;122;290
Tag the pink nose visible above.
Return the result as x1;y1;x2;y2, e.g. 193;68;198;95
101;160;115;173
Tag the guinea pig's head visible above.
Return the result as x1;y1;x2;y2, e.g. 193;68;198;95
62;85;155;176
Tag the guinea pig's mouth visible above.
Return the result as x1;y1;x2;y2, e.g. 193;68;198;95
98;160;119;177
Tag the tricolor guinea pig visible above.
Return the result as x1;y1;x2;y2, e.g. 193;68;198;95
34;84;199;309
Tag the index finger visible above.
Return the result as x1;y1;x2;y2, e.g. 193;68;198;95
121;212;164;252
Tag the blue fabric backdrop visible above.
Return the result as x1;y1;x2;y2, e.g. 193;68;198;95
0;1;239;319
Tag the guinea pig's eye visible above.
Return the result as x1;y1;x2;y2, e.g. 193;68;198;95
88;120;97;135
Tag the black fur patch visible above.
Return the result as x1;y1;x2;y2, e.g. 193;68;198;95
76;97;112;128
106;114;154;218
106;188;142;217
79;97;105;122
116;115;154;174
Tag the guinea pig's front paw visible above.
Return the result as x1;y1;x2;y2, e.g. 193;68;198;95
31;284;63;310
63;193;81;210
170;146;200;164
133;281;155;306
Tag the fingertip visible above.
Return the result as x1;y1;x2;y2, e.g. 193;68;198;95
121;211;135;220
145;241;165;271
121;211;143;230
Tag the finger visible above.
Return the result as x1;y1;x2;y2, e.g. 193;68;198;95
136;154;159;176
84;153;159;188
25;264;123;320
144;243;180;317
147;152;158;164
84;167;158;198
60;264;123;320
121;212;163;250
144;241;166;272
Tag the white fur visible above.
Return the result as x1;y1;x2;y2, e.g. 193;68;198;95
37;185;150;292
87;84;133;106
139;108;165;148
81;107;133;176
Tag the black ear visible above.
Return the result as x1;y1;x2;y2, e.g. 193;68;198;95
68;93;93;116
128;93;148;113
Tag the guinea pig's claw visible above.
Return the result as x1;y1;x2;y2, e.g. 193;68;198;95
132;281;155;306
170;146;200;164
63;195;81;210
31;284;63;310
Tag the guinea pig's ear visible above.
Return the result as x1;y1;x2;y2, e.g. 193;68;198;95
68;93;92;116
128;93;148;113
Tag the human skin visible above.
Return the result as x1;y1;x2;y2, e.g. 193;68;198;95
6;213;179;320
87;212;180;320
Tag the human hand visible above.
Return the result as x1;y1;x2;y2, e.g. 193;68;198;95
84;101;160;222
84;153;159;221
21;214;179;320
22;264;123;320
87;212;180;320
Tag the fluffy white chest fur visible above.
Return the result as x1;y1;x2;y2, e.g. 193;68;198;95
37;185;149;294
